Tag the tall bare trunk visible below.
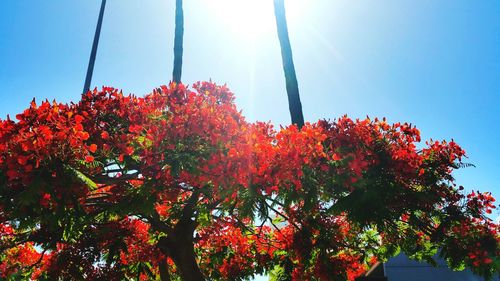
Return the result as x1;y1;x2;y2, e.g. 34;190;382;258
172;0;184;83
273;0;304;128
83;0;106;94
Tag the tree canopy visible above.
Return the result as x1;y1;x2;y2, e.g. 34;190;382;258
0;83;498;280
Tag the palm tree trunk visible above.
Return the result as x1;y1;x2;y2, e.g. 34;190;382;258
83;0;106;94
273;0;304;128
172;0;184;83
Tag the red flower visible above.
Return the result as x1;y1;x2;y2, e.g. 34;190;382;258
124;146;134;156
128;124;142;134
88;144;97;153
74;123;84;131
17;155;28;165
101;131;109;139
74;114;84;123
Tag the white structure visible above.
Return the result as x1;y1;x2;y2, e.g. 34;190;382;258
385;254;499;281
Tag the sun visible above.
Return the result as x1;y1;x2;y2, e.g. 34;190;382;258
203;0;309;42
204;0;275;40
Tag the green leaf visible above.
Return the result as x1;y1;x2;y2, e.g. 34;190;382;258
64;164;97;190
269;265;289;281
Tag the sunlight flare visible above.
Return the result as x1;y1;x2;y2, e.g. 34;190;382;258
203;0;309;41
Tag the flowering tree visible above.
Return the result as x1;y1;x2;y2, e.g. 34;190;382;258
0;83;498;281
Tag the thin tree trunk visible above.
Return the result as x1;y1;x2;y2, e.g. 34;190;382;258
83;0;106;94
273;0;304;129
172;0;184;83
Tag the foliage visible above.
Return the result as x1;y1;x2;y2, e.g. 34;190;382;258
0;82;498;280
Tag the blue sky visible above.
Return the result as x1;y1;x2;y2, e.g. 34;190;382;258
1;0;499;219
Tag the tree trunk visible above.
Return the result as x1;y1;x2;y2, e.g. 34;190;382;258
172;0;184;83
158;261;171;281
155;191;205;281
83;0;106;94
168;238;205;281
273;0;304;129
158;233;205;281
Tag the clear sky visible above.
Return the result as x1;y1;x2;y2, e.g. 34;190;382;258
1;0;499;227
